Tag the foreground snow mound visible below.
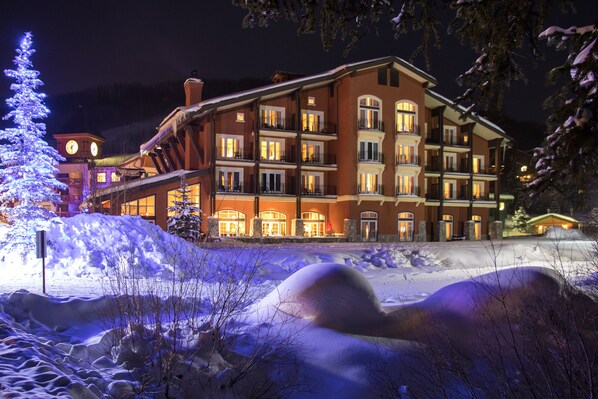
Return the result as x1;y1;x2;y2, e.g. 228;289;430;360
255;263;387;334
0;214;201;278
544;225;588;240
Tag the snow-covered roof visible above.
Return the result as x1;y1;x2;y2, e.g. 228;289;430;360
527;213;580;225
94;169;206;198
141;56;438;153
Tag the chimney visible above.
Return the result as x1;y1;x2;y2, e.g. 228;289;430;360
184;70;203;106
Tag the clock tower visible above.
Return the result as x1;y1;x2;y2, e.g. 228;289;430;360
53;132;105;160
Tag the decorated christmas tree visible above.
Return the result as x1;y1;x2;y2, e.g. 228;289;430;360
0;32;66;252
167;175;202;242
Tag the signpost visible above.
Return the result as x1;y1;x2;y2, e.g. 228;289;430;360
36;230;46;294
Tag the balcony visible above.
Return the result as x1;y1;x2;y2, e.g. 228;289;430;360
459;186;491;201
395;154;420;166
260;118;296;131
358;119;384;132
425;157;441;172
301;153;336;165
425;187;441;200
358;184;384;195
216;147;253;161
301;122;337;135
358;151;384;163
259;183;295;195
260;151;295;163
301;185;337;196
425;134;468;148
217;181;253;194
395;125;420;136
396;186;420;196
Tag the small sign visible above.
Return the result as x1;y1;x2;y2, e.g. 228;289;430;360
36;230;46;259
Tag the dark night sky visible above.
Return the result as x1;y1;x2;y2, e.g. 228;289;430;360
0;1;596;125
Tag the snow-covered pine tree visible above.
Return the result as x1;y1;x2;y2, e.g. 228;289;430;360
531;24;598;204
0;32;66;252
167;175;202;242
512;206;531;233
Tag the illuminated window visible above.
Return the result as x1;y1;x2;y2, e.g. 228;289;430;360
443;180;456;199
217;168;242;192
396;143;417;164
396;101;417;134
218;135;242;158
398;212;414;241
96;172;106;183
358;96;382;130
473;156;484;173
301;111;323;132
520;165;528;172
397;175;416;195
260;211;287;236
472;182;483;199
307;96;316;106
121;195;155;218
261;106;285;129
302;211;325;237
359;173;380;194
167;184;200;216
236;112;245;122
360;211;378;241
216;210;246;237
260;138;284;161
443;214;453;240
472;215;482;239
110;172;120;183
301;172;323;195
301;141;323;163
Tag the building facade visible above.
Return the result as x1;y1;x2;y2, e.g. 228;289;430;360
96;57;511;241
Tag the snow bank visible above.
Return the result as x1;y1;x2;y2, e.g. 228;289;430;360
544;225;588;240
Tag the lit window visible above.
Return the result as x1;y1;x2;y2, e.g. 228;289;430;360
168;184;200;216
358;96;382;130
260;210;287;236
216;210;246;237
520;165;528;172
110;172;120;183
97;172;106;183
236;112;245;122
121;196;155;218
398;212;414;241
396;101;417;134
307;96;316;106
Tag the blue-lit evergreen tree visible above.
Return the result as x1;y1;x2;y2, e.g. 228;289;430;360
0;32;66;251
167;175;202;242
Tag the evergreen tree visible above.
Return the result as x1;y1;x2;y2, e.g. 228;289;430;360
167;175;202;242
512;206;531;233
531;24;598;204
0;32;66;251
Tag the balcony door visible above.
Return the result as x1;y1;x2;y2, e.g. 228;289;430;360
260;172;283;193
360;211;378;241
398;212;414;241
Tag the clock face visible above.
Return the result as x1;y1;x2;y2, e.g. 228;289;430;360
90;142;98;157
65;140;79;155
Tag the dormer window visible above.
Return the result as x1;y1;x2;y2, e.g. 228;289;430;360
307;96;316;106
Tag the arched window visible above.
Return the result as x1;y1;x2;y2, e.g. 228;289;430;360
396;101;417;134
260;210;287;236
398;212;414;241
360;211;378;241
302;211;326;237
216;210;246;237
443;214;453;240
358;96;382;130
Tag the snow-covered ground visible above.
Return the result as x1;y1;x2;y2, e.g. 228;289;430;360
0;214;596;398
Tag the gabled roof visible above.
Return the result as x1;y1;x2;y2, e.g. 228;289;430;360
141;56;438;153
424;89;512;142
527;213;579;225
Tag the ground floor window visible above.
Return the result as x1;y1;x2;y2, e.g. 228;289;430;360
216;210;246;237
302;211;325;237
260;211;286;236
443;214;453;240
398;212;414;241
473;215;482;239
121;195;155;219
167;183;200;216
360;211;378;241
